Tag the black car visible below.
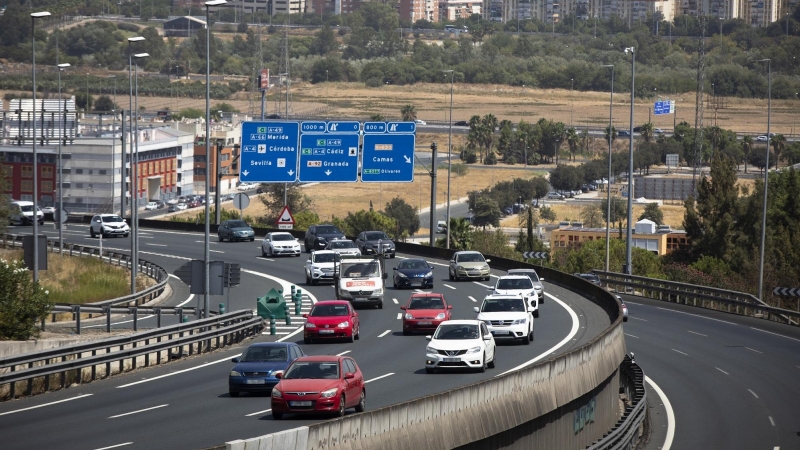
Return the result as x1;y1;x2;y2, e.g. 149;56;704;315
228;342;305;397
266;114;282;119
393;258;434;289
618;130;631;137
304;224;346;252
355;230;396;258
454;120;469;126
573;272;602;285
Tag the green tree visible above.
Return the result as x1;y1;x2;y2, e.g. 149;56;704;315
741;135;753;173
531;177;550;200
309;26;338;56
472;195;501;229
771;134;786;166
539;206;556;223
0;260;53;340
566;127;579;161
94;95;115;112
639;202;664;225
471;230;520;260
341;210;397;236
258;182;314;225
447;217;474;250
580;204;604;228
400;104;417;121
549;164;582;192
384;197;420;239
604;125;617;145
600;196;627;224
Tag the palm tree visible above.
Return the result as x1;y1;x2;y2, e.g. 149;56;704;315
771;134;786;167
400;104;417;122
742;135;753;173
370;113;385;121
566;127;579;161
553;122;567;165
641;122;654;143
604;125;617;146
448;217;473;250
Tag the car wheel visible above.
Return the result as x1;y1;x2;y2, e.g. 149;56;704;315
123;233;129;238
304;241;311;253
354;326;360;340
90;228;96;238
355;390;366;413
623;316;628;322
403;329;410;336
448;270;454;281
250;237;255;242
306;273;311;285
377;301;383;309
533;311;539;318
272;411;283;420
530;330;534;341
267;246;273;257
229;391;240;397
478;354;487;373
304;336;312;344
488;353;496;368
391;253;396;259
425;367;435;374
347;331;355;343
262;247;267;257
218;234;223;242
337;395;346;417
523;331;531;345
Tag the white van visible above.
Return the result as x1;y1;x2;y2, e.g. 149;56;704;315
436;221;447;233
10;201;44;225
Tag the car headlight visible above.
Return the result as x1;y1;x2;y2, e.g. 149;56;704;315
305;322;316;328
424;272;433;278
397;272;408;278
466;346;482;354
405;313;414;320
320;387;338;398
373;287;383;296
339;290;352;299
426;346;436;355
482;265;490;271
337;321;349;328
435;313;446;320
482;320;492;326
272;388;282;398
230;370;242;377
511;318;527;325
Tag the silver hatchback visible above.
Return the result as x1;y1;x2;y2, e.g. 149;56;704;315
506;268;545;303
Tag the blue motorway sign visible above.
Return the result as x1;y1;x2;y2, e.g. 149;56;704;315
654;100;675;115
240;121;299;182
361;127;416;182
298;134;360;182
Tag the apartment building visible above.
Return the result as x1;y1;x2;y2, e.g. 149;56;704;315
440;0;483;20
400;0;441;22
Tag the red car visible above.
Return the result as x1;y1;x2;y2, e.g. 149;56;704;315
303;300;360;344
271;355;366;419
400;293;452;335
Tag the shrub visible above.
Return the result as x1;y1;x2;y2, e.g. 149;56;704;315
0;258;53;340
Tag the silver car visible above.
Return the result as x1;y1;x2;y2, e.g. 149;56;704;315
448;251;491;281
261;232;301;257
506;268;545;303
89;214;130;238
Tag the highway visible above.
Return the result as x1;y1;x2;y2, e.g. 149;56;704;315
0;225;608;450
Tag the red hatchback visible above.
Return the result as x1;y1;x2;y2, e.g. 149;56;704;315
271;355;366;419
303;300;360;344
400;293;452;335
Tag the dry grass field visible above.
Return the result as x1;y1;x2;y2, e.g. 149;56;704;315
499;202;686;229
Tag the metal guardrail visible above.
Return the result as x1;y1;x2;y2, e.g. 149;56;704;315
595;270;800;326
587;354;646;450
0;310;263;400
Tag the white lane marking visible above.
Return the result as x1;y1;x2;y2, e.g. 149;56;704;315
413;289;424;293
750;327;800;343
209;250;224;253
336;350;351;356
656;307;735;325
469;296;477;302
624;333;639;339
626;301;643;305
176;293;195;308
745;347;763;354
108;404;168;418
715;367;729;375
245;408;271;417
472;281;493;289
442;284;456;290
748;389;759;398
645;376;675;450
146;243;168;247
256;257;275;262
392;298;399;304
629;317;648;322
768;416;775;426
94;443;134;450
378;330;391;338
396;313;402;320
0;394;93;416
671;349;689;356
116;355;235;388
499;292;579;375
243;268;318;344
365;373;394;383
687;330;708;337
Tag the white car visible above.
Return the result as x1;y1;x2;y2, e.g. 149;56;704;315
144;201;158;210
166;198;180;205
175;203;188;211
474;295;533;344
304;250;341;285
325;239;361;256
89;214;130;238
261;232;301;257
492;275;539;318
425;320;495;374
41;206;56;215
616;295;628;322
237;183;255;191
414;119;426;125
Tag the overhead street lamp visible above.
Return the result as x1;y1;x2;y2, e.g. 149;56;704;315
624;46;635;276
30;10;51;283
443;69;454;249
756;58;771;303
133;52;149;296
108;74;117;216
57;63;70;252
600;64;614;272
570;78;574;126
204;0;228;320
127;36;145;295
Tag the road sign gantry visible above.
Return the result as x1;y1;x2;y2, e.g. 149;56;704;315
298;121;360;182
240;121;300;183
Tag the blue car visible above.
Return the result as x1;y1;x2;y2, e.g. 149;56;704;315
392;258;434;289
228;342;305;397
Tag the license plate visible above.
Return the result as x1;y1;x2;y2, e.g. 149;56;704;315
418;321;432;325
290;401;312;407
492;330;510;335
319;329;334;334
353;298;369;302
443;357;460;363
246;379;266;384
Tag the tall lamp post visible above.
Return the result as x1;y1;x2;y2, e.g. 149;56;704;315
133;52;149;296
108;74;117;215
204;0;227;320
624;46;635;276
570;78;574;126
30;11;51;282
442;69;454;249
756;58;771;302
57;63;70;252
127;36;145;295
600;64;614;272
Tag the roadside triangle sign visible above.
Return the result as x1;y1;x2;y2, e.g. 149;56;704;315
277;205;295;225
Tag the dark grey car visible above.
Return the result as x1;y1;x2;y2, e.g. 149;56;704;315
355;231;396;258
218;220;255;242
304;224;346;252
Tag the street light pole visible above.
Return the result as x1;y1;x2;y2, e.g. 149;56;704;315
570;78;574;126
133;52;149;296
443;69;454;249
57;63;70;253
30;11;51;283
127;36;145;295
601;64;614;272
624;47;635;276
109;75;117;214
756;58;771;302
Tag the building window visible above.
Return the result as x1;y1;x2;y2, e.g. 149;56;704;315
21;180;33;192
41;181;53;193
22;165;33;178
42;166;54;178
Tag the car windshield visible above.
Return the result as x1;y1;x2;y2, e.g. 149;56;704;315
496;278;533;290
408;297;444;310
316;226;340;234
313;253;339;263
456;253;484;263
310;304;350;316
509;270;539;282
102;215;124;223
342;261;380;277
272;234;294;241
481;298;525;312
433;324;479;340
240;346;289;362
330;241;355;249
366;232;388;240
283;361;339;379
228;220;248;228
20;205;34;212
399;260;428;270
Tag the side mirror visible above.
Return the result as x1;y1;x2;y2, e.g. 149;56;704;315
540;278;545;282
302;313;308;318
425;335;432;341
393;267;398;271
231;357;240;363
429;266;434;270
483;334;492;340
473;307;479;313
447;305;452;309
344;372;355;379
274;372;283;379
485;259;491;263
400;306;407;310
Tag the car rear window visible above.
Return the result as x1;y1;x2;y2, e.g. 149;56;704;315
284;362;339;379
310;304;350;316
496;278;533;290
316;226;340;234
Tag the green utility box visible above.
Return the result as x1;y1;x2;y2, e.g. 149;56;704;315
257;288;287;319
